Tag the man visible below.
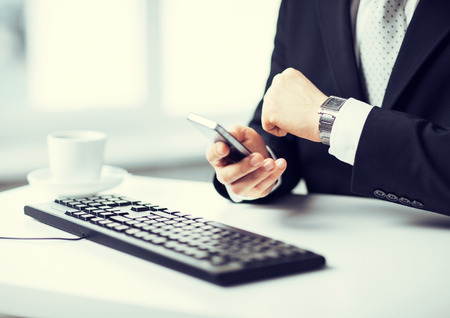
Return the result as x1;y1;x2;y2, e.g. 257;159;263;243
207;0;450;216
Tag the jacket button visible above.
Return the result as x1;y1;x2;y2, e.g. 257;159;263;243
398;197;411;206
386;193;398;202
411;200;424;209
374;189;386;199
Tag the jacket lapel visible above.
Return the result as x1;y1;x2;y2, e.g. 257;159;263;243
314;0;366;101
381;0;450;109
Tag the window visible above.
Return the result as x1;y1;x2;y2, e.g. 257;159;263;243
0;0;280;183
26;0;149;112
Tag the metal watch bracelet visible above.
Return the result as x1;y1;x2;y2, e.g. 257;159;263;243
318;96;347;145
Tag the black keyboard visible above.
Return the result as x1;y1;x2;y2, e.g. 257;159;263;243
24;194;325;286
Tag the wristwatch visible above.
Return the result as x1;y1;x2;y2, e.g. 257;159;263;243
318;96;347;145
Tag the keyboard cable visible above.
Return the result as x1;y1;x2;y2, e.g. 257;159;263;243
0;235;85;241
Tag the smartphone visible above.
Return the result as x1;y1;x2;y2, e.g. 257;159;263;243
187;113;251;163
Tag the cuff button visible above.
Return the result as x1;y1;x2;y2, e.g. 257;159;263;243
386;193;398;202
374;189;386;199
399;197;411;206
411;200;424;209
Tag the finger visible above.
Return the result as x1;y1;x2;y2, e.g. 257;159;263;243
261;120;275;135
228;158;286;197
251;158;287;197
264;123;287;137
262;118;287;137
261;102;287;137
217;153;264;185
205;142;230;167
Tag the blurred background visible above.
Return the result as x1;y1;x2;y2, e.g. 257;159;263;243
0;0;280;191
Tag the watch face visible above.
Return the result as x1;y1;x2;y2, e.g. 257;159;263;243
325;97;346;110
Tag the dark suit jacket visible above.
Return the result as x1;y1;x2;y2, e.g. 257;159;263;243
214;0;450;216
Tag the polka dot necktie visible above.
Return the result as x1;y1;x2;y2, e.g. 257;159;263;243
359;0;407;106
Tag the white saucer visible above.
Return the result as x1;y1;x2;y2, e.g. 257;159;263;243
27;165;128;197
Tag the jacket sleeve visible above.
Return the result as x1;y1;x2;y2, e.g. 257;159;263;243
352;106;450;216
213;0;304;202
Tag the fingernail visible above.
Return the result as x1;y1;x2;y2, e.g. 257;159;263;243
276;159;286;169
216;144;225;156
250;155;263;167
263;160;275;171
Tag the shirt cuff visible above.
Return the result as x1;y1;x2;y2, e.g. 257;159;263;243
328;98;373;165
227;145;282;202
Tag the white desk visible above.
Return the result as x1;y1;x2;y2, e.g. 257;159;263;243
1;175;449;318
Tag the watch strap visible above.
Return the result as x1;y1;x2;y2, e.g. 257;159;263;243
318;96;347;145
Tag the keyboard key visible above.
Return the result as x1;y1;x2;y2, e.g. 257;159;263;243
106;222;121;229
200;225;214;231
142;234;158;242
72;211;88;218
153;207;169;212
110;216;131;224
143;204;160;209
113;210;129;216
114;225;130;232
114;200;131;206
99;212;115;218
192;250;209;260
131;205;150;212
163;209;180;214
151;211;175;218
90;209;105;216
64;208;79;216
164;241;179;249
151;237;168;245
171;212;191;218
66;201;80;208
146;215;166;220
125;228;141;236
133;231;148;239
210;256;229;266
124;220;140;226
134;216;150;221
164;220;177;225
97;219;114;227
133;223;148;229
75;204;89;210
143;225;158;231
80;214;96;221
90;217;105;224
104;202;119;207
151;228;165;235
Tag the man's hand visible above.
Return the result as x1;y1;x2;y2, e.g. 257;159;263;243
262;68;328;141
206;125;286;199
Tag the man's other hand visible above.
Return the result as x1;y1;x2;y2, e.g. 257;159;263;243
206;125;287;199
262;67;328;141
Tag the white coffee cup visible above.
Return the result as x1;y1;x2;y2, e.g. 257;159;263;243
47;130;107;183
